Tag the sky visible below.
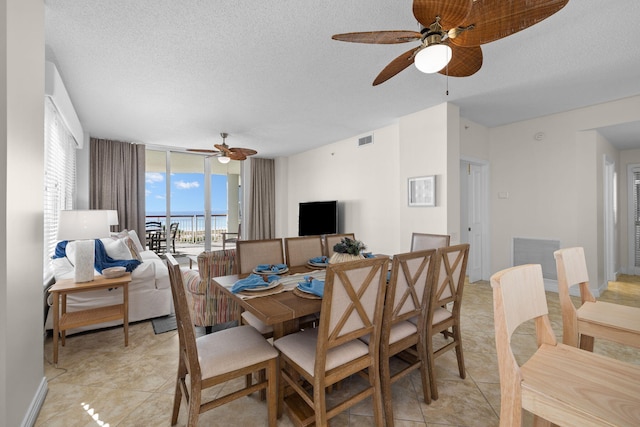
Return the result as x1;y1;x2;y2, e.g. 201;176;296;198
145;172;228;215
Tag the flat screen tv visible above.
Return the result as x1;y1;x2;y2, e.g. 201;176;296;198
298;201;338;236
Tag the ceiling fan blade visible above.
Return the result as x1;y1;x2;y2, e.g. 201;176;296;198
214;143;233;155
332;30;421;44
373;47;420;86
230;147;258;156
186;148;221;154
412;0;473;30
451;0;569;47
438;44;482;77
229;152;247;161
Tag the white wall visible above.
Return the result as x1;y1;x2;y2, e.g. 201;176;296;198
280;103;459;256
1;0;47;425
279;95;640;295
489;96;640;293
619;148;640;275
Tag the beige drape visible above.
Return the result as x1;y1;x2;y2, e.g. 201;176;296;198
90;138;146;235
248;158;275;239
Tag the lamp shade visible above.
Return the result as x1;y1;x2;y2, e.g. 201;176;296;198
218;156;231;164
414;44;452;74
107;210;119;226
57;210;111;241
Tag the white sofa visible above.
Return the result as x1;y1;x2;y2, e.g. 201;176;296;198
44;230;173;334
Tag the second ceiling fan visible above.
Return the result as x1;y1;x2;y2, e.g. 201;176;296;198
332;0;569;85
187;133;257;163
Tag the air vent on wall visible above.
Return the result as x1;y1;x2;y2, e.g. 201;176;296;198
358;135;373;146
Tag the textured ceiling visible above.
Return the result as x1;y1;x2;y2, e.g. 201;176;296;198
44;0;640;157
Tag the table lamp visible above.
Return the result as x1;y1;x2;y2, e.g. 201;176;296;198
57;210;111;282
107;210;119;227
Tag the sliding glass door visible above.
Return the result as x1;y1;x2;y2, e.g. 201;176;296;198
145;149;241;255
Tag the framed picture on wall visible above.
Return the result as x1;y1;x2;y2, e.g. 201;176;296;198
408;175;435;207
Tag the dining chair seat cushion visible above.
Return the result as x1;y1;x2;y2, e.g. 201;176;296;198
197;325;278;378
275;328;370;376
360;320;417;345
241;311;274;335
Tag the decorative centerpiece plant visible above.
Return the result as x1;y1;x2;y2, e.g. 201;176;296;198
330;237;366;264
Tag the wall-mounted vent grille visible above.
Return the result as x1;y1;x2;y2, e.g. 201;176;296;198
358;135;373;146
513;237;560;280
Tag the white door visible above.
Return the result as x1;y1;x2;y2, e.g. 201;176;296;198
467;163;484;282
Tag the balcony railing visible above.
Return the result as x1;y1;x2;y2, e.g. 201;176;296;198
145;214;229;244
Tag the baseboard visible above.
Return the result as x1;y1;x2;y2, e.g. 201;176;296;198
22;377;48;427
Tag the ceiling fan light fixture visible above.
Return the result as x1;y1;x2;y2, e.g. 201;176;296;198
414;43;452;74
218;155;231;164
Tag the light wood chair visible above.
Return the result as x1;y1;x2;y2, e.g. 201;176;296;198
284;235;324;267
322;233;356;257
420;243;469;402
165;254;279;427
376;249;437;426
410;232;450;252
554;246;640;351
491;263;640;426
274;257;389;426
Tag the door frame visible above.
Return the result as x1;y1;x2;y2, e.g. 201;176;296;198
627;163;640;275
460;156;490;281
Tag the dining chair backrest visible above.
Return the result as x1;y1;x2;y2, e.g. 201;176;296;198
410;232;450;252
380;249;437;424
166;254;202;381
236;238;285;274
284;235;323;267
554;246;640;351
320;257;389;348
424;243;469;401
323;233;356;257
492;264;640;427
387;249;436;328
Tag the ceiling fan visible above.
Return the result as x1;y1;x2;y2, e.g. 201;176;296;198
332;0;569;85
187;133;257;163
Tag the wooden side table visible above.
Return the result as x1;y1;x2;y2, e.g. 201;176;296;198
49;273;132;365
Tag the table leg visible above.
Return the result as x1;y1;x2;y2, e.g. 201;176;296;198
61;294;67;346
123;283;129;347
52;291;59;365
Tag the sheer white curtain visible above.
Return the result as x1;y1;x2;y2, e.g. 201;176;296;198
43;97;76;280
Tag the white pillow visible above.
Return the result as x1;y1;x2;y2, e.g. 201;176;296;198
101;238;133;260
127;230;145;253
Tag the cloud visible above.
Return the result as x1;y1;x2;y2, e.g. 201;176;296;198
175;180;200;190
146;172;164;184
155;195;165;200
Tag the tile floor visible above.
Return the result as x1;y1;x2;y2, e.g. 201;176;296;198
37;275;640;426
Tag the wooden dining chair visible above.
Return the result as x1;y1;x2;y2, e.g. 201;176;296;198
274;257;389;426
165;254;279;427
491;263;640;426
284;235;324;267
322;233;355;257
375;249;437;426
410;232;450;252
235;239;284;338
236;238;285;275
420;243;469;402
554;246;640;351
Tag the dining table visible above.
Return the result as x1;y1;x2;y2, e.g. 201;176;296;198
212;265;326;340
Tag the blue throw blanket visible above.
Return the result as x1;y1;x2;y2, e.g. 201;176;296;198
53;240;141;273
